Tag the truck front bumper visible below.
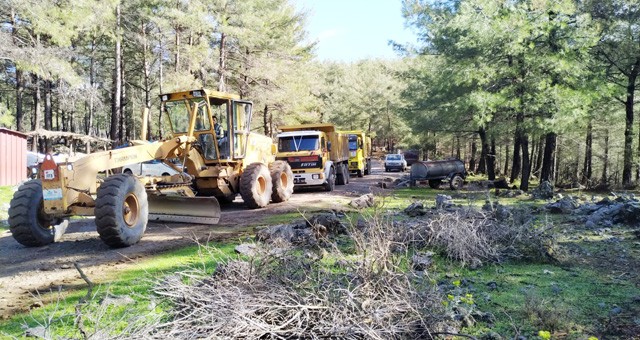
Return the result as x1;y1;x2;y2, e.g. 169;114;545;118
292;172;325;186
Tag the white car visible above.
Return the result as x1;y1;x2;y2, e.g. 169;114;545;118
122;160;180;177
384;154;408;172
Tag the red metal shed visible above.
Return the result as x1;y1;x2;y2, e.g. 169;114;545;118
0;128;27;186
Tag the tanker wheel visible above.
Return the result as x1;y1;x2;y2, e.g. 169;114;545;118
270;161;294;203
336;164;346;185
428;180;441;189
324;167;336;192
450;175;464;190
240;163;273;208
8;179;61;247
95;174;148;248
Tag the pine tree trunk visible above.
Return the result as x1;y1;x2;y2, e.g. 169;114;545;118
15;70;24;132
582;119;593;185
174;27;180;73
510;130;522;183
158;29;164;140
601;129;609;185
44;80;52;131
533;135;544;176
469;137;477;173
520;134;531;191
32;75;41;131
487;136;496;180
263;105;269;136
121;50;129;141
541;132;557;182
218;32;226;92
503;140;509;178
110;4;122;146
142;21;152;139
623;58;640;187
477;127;488;174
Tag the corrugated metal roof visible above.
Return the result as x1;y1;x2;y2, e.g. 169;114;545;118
0;127;27;139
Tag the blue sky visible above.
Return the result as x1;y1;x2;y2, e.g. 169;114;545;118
294;0;417;62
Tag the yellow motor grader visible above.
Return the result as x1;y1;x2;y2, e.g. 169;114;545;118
8;89;293;248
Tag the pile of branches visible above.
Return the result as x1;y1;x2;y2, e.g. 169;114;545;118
126;219;447;339
396;207;557;267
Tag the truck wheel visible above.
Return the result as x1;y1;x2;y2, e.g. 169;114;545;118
240;163;273;208
95;174;148;248
450;175;464;190
344;166;350;184
336;164;346;185
429;180;441;189
270;161;293;203
8;179;61;247
357;169;363;178
324;167;336;192
364;159;371;175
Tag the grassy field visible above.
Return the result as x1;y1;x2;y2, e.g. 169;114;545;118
0;185;15;228
1;183;638;338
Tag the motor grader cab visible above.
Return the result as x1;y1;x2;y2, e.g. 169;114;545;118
8;89;293;249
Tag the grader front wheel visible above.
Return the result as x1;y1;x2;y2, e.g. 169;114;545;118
8;179;61;247
95;174;148;248
270;161;293;203
240;163;273;208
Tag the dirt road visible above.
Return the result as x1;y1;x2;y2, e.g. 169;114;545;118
0;160;405;318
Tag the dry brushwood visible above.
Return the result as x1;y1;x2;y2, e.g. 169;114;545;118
123;219;448;339
394;207;557;267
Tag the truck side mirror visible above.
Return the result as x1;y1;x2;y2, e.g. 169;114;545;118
327;141;332;151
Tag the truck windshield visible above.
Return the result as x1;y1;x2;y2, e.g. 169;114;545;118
348;135;358;151
279;136;319;152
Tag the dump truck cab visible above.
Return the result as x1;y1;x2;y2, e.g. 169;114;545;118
341;130;372;177
276;124;350;191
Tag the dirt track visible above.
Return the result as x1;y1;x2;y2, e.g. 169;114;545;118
0;160;404;318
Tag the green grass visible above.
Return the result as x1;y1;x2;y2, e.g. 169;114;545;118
0;185;15;228
429;257;637;338
0;242;239;338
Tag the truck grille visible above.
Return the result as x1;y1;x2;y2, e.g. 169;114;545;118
277;156;322;170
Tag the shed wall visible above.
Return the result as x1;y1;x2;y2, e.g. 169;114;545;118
0;129;27;186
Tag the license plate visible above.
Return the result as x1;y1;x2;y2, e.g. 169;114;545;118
43;188;63;200
294;178;306;184
43;169;55;180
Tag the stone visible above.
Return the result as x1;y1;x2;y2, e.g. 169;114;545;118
24;326;48;338
411;251;434;271
404;202;426;217
234;243;257;256
349;193;374;209
306;213;346;235
435;194;453;209
531;181;554;199
545;196;580;214
486;281;498;291
100;294;135;307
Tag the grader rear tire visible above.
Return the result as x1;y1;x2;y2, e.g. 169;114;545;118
8;179;60;247
270;161;293;203
95;174;148;248
240;163;273;208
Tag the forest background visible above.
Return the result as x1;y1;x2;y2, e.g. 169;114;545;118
0;0;638;191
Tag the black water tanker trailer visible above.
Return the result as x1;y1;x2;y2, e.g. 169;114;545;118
409;159;466;190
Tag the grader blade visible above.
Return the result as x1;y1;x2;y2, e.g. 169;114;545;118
147;195;221;225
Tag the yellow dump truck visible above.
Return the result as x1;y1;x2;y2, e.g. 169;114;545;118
340;130;372;177
276;124;350;191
